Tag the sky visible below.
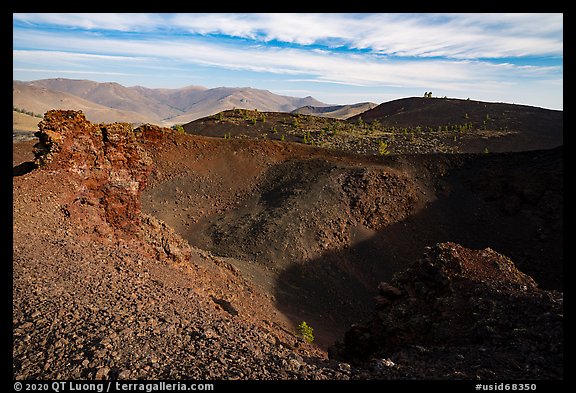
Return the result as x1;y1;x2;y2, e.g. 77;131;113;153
13;13;563;110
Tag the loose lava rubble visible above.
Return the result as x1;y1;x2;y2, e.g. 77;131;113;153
13;110;562;380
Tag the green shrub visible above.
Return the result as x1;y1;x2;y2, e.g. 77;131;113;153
378;140;390;155
292;117;301;129
297;321;314;343
171;124;185;134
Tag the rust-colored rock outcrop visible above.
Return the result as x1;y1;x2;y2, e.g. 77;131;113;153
33;110;154;235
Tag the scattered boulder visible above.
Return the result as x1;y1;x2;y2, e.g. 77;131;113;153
334;242;563;379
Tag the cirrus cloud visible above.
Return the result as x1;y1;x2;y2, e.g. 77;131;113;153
12;13;563;109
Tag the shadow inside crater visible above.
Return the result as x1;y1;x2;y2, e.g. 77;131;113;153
273;148;563;349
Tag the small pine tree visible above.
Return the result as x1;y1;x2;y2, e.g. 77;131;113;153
171;124;185;134
378;140;390;155
297;321;314;343
293;117;300;129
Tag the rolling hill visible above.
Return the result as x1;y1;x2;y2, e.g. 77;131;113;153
13;110;41;132
13;81;157;124
348;97;563;151
291;102;377;119
13;79;329;126
182;95;563;155
26;79;183;121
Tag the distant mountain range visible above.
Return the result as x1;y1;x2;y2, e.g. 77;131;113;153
291;102;377;119
13;78;333;126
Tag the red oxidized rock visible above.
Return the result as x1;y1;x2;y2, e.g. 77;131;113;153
34;110;153;235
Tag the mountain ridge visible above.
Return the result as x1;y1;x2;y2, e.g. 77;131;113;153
13;78;331;126
291;102;378;119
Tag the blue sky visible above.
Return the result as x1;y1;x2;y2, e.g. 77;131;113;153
13;13;563;109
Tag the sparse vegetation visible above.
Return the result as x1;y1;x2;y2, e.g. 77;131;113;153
378;140;390;155
292;117;301;129
297;321;314;343
14;107;43;118
178;96;556;157
171;124;185;134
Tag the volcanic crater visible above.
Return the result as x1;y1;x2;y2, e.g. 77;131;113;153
13;108;562;380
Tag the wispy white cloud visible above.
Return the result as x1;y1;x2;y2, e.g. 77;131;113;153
13;67;134;76
13;13;165;32
13;29;561;92
12;13;563;109
13;49;149;62
13;13;563;60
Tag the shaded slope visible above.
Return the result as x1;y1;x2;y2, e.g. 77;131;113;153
140;130;562;348
271;147;562;347
333;242;562;379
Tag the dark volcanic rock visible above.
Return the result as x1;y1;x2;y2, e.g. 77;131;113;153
335;242;563;379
